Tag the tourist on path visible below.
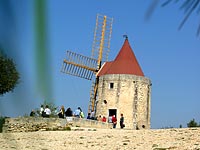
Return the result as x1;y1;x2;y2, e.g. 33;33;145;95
87;113;91;119
80;110;85;118
120;113;125;129
90;110;95;120
58;105;65;118
40;105;45;117
30;110;36;117
44;105;51;118
102;116;106;122
74;107;81;117
112;115;117;128
65;107;73;117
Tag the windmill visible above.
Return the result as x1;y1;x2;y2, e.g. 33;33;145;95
61;14;113;114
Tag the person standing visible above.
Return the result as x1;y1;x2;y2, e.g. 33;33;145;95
112;115;117;128
87;113;91;119
44;105;51;118
58;105;65;118
40;105;44;117
97;115;102;121
90;110;95;120
73;107;81;117
65;107;73;117
102;116;106;122
80;109;85;118
30;110;36;117
120;113;125;129
108;116;112;123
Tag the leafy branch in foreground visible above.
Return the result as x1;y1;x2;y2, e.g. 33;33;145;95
146;0;200;36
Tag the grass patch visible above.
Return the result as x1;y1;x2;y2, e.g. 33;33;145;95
64;126;71;131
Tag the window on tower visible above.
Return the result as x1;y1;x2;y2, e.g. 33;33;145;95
109;83;114;89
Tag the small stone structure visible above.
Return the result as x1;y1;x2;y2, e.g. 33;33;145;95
2;117;112;133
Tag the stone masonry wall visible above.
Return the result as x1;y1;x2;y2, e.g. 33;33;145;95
2;117;113;133
96;74;151;129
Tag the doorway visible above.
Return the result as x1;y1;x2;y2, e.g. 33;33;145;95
108;109;117;123
109;109;117;117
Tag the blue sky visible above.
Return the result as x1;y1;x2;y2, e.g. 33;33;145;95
0;0;200;129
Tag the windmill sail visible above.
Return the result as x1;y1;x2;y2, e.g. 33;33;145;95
61;51;98;80
61;14;113;114
91;14;113;69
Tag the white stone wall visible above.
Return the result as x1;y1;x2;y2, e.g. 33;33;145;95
96;74;151;129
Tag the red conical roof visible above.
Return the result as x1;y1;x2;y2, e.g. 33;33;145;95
97;38;144;76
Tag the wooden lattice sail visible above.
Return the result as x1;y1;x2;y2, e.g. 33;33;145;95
61;14;113;114
61;51;98;80
91;14;113;68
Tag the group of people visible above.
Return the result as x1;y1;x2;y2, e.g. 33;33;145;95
111;114;125;129
86;111;125;129
30;105;125;129
40;105;52;118
87;114;107;122
58;106;84;119
86;111;109;123
30;105;84;118
86;110;95;120
30;105;51;117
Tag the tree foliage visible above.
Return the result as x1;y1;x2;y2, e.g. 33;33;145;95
187;119;200;127
0;53;20;95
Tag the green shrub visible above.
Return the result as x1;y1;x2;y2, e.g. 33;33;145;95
0;117;5;132
187;119;199;128
34;101;58;117
64;126;71;131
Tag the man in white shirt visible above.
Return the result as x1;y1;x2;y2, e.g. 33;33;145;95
44;105;51;118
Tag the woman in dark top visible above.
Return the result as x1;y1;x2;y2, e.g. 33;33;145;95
65;107;73;117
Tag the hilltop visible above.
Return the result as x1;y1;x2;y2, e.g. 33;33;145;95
0;127;200;150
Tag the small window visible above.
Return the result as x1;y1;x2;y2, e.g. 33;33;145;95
103;100;107;104
109;83;114;89
142;125;145;129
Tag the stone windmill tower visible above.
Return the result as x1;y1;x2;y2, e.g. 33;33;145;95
96;37;152;129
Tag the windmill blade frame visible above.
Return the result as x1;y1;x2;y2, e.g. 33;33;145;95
61;14;113;115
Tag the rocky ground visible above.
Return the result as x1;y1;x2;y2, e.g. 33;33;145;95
0;127;200;150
